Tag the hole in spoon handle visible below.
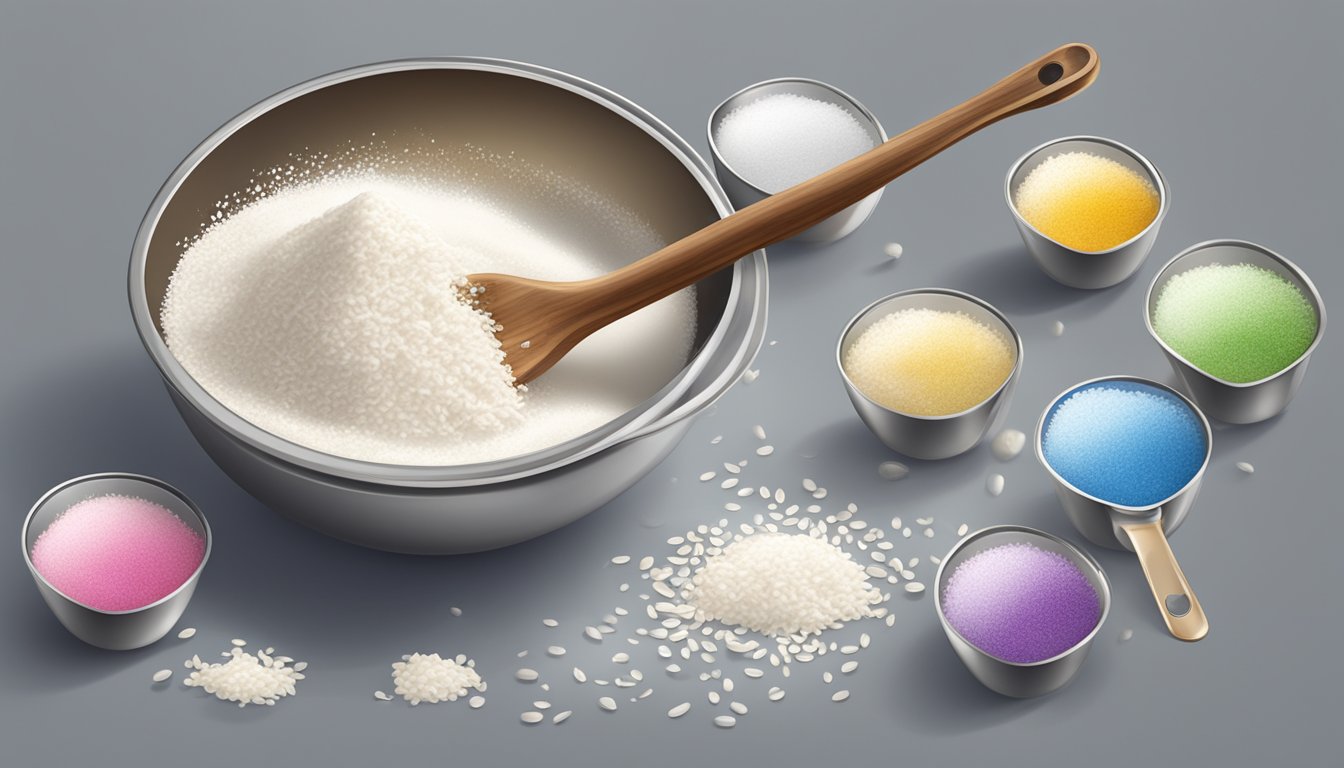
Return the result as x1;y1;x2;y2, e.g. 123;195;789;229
1038;62;1065;84
1164;593;1192;617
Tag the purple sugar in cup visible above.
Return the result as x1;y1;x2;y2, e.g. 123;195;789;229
943;542;1100;663
935;525;1109;698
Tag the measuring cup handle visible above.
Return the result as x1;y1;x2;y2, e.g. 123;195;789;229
1120;520;1209;642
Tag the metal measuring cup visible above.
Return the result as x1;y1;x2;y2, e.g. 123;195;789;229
1006;136;1169;289
1145;239;1326;424
935;525;1111;698
707;77;888;243
1035;376;1209;642
836;288;1022;460
21;473;211;650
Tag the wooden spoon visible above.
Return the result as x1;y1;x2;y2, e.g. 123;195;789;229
469;43;1098;385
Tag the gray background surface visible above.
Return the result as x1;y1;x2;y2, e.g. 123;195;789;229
2;1;1341;765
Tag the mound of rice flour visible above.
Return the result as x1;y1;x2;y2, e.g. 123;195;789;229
162;191;520;460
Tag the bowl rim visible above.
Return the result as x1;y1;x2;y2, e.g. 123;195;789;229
128;57;767;488
834;287;1023;421
706;76;888;198
1034;375;1213;514
1004;134;1169;256
1143;238;1327;388
21;472;213;616
933;524;1111;668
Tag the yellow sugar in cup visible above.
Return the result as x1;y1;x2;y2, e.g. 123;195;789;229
842;308;1016;417
1013;151;1159;253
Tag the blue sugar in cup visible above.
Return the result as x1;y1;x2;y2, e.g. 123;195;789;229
1041;379;1206;508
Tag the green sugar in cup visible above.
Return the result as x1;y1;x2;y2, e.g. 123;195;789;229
1152;262;1318;383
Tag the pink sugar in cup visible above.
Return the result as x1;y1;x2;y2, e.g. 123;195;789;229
22;473;211;650
32;495;204;611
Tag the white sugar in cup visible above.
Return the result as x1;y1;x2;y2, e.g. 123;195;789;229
708;78;886;243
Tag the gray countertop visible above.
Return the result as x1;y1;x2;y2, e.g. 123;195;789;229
2;1;1340;765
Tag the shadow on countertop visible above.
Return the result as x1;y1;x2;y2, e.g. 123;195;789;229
940;245;1132;317
884;610;1117;734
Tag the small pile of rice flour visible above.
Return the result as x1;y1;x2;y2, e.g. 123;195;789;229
686;532;882;637
391;652;485;705
182;642;305;707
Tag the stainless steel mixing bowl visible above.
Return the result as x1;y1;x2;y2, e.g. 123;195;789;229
128;59;767;554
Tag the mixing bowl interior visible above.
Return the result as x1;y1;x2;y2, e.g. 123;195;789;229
137;62;741;478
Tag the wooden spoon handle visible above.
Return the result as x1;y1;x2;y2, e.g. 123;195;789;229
574;43;1097;327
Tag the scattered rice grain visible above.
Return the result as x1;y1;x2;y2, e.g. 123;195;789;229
878;461;910;481
991;429;1027;461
